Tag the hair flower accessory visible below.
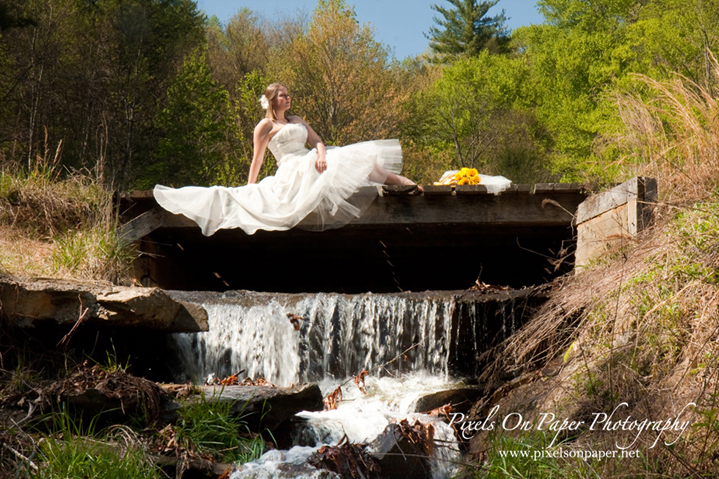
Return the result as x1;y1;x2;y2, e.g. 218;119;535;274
259;95;269;110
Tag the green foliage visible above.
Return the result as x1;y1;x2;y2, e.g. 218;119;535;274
27;411;159;479
428;0;509;59
175;393;265;464
402;52;554;183
513;2;639;180
231;70;274;183
144;48;235;188
0;0;206;191
92;341;131;374
474;431;582;479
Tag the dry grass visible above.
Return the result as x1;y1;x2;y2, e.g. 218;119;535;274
475;51;719;477
477;203;719;477
598;52;719;203
0;166;136;284
0;226;54;276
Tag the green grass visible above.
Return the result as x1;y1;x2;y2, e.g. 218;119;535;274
474;432;576;479
175;392;265;464
50;225;137;283
23;410;160;479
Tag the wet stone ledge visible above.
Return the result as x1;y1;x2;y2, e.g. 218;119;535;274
0;275;208;332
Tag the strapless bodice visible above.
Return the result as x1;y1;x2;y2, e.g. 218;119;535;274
268;123;309;162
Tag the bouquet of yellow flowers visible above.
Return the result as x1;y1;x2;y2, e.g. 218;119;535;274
433;168;481;186
455;167;480;185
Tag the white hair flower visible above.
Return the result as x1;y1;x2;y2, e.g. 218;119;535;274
259;95;269;110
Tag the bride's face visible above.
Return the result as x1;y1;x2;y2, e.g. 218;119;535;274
273;87;291;111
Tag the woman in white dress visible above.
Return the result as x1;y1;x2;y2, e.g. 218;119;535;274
154;83;419;236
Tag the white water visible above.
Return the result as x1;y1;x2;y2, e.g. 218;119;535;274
170;293;461;385
232;374;462;479
167;292;511;478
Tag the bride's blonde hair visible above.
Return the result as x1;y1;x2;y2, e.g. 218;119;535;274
263;83;289;121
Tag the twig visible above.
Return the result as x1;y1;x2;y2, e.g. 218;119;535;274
57;295;90;347
340;342;422;390
2;443;38;471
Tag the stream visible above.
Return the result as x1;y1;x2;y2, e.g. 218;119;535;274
167;289;537;478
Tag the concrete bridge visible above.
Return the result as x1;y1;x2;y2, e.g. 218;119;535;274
119;179;655;293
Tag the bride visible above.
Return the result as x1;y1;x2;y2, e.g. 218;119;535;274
154;83;419;236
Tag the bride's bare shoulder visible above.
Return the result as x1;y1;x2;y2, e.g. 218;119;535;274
254;118;273;135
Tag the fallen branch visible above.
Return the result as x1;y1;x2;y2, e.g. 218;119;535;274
2;443;38;471
57;295;90;347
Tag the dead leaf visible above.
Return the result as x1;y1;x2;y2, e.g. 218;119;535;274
323;386;343;410
353;370;369;394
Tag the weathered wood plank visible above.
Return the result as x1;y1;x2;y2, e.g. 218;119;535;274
157;193;584;229
381;185;420;196
422;185;454;195
576;177;655;224
533;183;585;194
455;184;490;195
118;206;168;243
504;184;532;194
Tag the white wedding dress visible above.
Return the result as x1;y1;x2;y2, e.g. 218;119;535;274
153;122;402;236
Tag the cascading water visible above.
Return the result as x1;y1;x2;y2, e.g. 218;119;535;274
167;289;537;479
170;292;462;385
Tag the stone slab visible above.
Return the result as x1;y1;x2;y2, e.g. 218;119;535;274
0;276;208;332
162;383;324;432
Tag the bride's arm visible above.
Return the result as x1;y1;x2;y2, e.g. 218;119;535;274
301;119;327;173
249;119;273;184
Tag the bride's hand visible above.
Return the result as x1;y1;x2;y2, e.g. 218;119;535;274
315;156;327;173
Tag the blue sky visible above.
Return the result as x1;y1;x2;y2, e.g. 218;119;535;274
196;0;544;60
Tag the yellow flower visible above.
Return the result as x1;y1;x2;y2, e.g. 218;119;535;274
457;177;469;185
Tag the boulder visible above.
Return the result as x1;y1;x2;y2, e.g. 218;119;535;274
164;383;324;432
414;386;484;415
369;420;434;479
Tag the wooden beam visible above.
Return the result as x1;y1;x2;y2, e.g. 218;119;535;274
118;206;169;243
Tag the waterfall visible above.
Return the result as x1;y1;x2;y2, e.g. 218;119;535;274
166;289;537;479
169;291;475;386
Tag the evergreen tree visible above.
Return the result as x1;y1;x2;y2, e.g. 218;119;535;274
145;49;235;188
427;0;509;59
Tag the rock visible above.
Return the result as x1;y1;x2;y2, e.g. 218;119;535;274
414;387;484;415
164;383;324;432
369;420;434;479
0;275;207;332
96;288;181;327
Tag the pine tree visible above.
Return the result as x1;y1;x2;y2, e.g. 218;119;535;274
427;0;509;58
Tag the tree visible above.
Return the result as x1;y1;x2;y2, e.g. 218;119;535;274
145;48;235;188
271;0;404;146
205;9;271;97
427;0;509;59
401;52;553;183
0;0;205;191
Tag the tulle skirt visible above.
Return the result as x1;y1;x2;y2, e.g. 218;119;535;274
153;140;402;236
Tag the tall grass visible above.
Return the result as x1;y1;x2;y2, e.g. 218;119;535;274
50;225;136;283
598;51;719;201
0;140;137;283
175;393;265;464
